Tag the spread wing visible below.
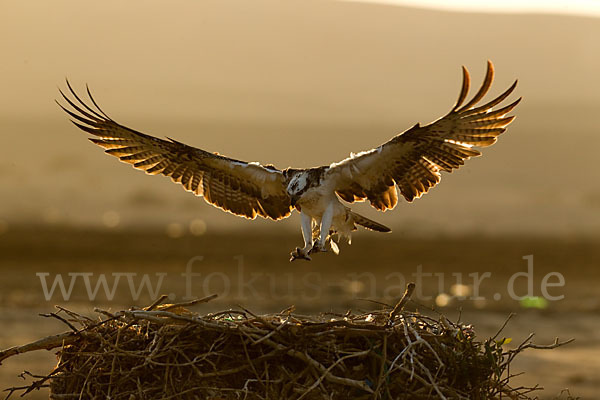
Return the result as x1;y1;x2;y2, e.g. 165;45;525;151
57;82;292;220
326;61;521;211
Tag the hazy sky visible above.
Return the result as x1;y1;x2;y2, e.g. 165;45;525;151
344;0;600;17
1;0;598;236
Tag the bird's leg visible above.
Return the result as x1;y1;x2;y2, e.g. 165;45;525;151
300;212;314;254
310;202;333;254
290;212;313;261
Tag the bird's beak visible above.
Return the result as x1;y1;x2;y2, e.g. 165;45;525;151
290;195;298;207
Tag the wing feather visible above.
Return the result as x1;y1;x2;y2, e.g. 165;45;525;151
58;82;292;220
453;66;471;110
456;60;495;112
326;61;520;208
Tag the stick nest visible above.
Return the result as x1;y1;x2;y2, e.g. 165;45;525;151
1;289;572;400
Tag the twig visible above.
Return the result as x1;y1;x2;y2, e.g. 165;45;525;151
0;332;77;365
161;294;219;311
252;315;290;345
491;313;516;341
39;312;79;333
373;334;388;397
144;294;169;311
388;283;416;324
519;337;575;351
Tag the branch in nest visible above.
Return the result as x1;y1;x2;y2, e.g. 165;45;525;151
388;282;416;324
0;332;78;365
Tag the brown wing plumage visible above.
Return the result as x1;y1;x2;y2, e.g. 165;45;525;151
327;61;521;211
58;82;292;220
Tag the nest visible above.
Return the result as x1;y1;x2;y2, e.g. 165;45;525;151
1;285;572;400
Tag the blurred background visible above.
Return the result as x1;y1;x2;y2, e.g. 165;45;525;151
1;0;598;398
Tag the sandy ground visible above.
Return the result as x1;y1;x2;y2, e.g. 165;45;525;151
0;227;598;398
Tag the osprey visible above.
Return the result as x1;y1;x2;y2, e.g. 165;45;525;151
58;61;520;261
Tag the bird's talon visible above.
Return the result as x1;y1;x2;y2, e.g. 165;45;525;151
290;247;312;262
309;244;327;255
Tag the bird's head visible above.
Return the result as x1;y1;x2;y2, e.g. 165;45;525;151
285;171;309;206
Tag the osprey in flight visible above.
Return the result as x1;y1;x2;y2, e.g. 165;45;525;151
59;61;520;261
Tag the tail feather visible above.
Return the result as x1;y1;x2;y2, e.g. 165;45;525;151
350;212;391;233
